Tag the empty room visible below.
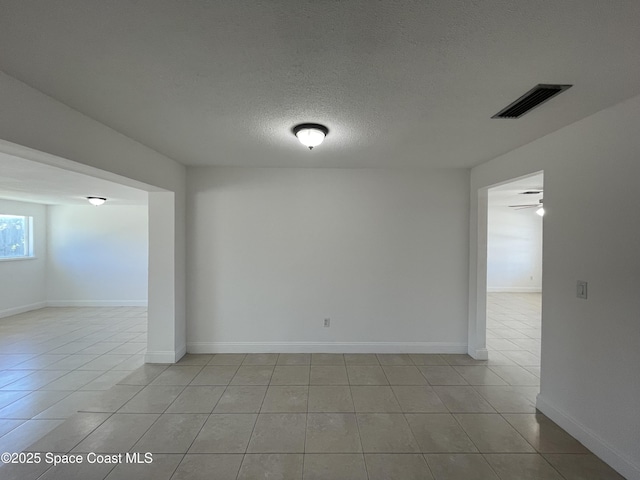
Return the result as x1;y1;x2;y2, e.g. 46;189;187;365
0;1;638;480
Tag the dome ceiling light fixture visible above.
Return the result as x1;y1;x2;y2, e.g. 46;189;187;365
86;196;107;206
292;123;329;150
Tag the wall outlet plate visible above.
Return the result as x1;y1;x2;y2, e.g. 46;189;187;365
323;318;330;327
577;280;588;299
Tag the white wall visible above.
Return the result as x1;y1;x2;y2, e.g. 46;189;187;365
470;94;640;479
187;167;470;353
0;71;186;362
46;205;148;306
0;199;47;317
487;205;542;292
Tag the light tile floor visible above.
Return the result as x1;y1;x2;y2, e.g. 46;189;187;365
0;295;627;479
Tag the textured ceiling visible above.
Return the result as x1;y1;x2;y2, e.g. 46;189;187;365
0;153;148;206
0;1;639;168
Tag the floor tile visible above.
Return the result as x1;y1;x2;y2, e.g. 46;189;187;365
37;458;116;480
237;453;303;480
303;453;367;479
442;355;490;366
542;453;627;480
150;365;203;385
175;354;213;366
307;386;354;413
489;366;540;386
38;370;103;391
43;354;100;370
472;386;538;413
0;390;72;419
72;413;159;452
356;413;419;453
78;385;143;412
452;366;508;386
207;354;246;365
261;385;308;413
77;355;132;371
213;386;267;413
311;354;345;365
502;413;589;453
133;413;208;453
409;354;448;366
118;385;184;413
230;366;274;385
432;386;495;413
0;419;64;453
0;418;24;437
277;354;311;366
376;354;413;366
351;386;402;413
347;366;389;385
243;353;278;365
171;454;243;480
344;354;379;365
117;365;168;385
190;366;238;385
25;412;111;453
391;386;448;413
425;453;500;480
165;385;225;413
365;453;434;480
189;414;257;453
104;453;182;480
454;414;535;452
247;413;306;453
310;366;348;385
305;413;361;453
418;366;467;385
34;391;103;419
0;461;57;480
383;366;428;385
270;366;310;385
485;453;563;479
0;390;29;409
405;413;477;453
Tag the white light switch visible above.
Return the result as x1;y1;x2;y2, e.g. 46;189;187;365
577;281;588;299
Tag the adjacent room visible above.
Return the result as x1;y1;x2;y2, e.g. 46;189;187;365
0;1;638;479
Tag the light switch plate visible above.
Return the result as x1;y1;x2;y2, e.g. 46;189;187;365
577;280;588;299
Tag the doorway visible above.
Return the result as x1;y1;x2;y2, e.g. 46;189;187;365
485;173;543;377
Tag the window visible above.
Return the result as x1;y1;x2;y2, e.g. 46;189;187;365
0;214;33;259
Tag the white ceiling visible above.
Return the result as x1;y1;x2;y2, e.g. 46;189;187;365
0;152;148;206
0;1;639;169
488;173;544;209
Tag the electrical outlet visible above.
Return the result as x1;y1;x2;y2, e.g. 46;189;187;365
323;318;330;327
577;280;588;299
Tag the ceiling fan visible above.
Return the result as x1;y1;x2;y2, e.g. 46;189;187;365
509;190;545;216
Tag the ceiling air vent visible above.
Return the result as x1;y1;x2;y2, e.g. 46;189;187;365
492;84;572;119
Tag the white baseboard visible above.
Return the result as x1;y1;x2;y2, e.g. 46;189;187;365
536;394;640;480
46;300;148;307
145;344;187;364
487;287;542;293
0;301;47;319
470;347;489;360
187;342;468;354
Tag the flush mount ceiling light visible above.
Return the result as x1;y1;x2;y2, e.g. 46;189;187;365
292;123;329;150
86;196;107;206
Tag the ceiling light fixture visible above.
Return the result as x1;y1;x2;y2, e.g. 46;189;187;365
292;123;329;150
87;196;107;206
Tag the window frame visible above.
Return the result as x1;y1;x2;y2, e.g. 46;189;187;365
0;214;35;261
